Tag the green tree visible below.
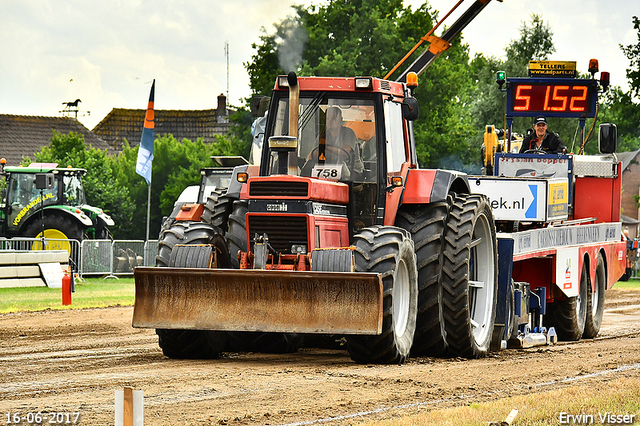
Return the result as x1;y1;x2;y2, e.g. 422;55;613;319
412;35;477;170
470;14;558;149
30;131;135;238
589;16;640;154
246;31;284;96
600;15;640;153
245;0;478;169
247;0;430;95
504;14;555;76
226;107;254;160
621;16;640;98
115;133;248;240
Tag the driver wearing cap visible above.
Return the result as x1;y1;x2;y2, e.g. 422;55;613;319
520;116;567;154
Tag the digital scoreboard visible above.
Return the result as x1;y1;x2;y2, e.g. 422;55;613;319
506;78;598;118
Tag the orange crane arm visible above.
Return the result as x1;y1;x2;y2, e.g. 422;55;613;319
387;0;499;83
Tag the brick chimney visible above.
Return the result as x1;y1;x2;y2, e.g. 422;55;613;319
216;93;228;123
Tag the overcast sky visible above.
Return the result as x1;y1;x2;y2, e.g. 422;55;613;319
0;0;637;131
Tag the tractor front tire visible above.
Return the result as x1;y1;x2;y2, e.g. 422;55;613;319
441;194;498;359
227;332;303;354
156;329;227;360
225;200;248;269
155;221;228;359
347;226;418;364
156;221;221;267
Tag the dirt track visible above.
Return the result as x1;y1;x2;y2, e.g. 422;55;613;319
1;288;640;425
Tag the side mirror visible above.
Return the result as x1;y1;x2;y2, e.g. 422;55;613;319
402;98;419;121
598;123;617;154
251;95;270;118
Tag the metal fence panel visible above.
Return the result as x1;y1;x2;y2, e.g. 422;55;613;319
112;240;147;275
144;240;159;266
80;239;113;276
632;258;640;279
2;238;161;278
0;237;80;270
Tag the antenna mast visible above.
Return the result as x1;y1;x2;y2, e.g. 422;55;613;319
225;41;230;101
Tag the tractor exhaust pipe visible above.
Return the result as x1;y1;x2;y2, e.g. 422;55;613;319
288;71;299;140
286;72;299;175
269;72;300;175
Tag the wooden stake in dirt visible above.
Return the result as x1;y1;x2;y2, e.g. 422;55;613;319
124;387;133;426
488;409;518;426
115;387;143;426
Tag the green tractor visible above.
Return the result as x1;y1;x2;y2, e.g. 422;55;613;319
0;160;114;244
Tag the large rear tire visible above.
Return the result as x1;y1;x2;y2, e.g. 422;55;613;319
583;254;606;339
225;200;248;269
202;190;235;233
23;213;85;241
24;213;85;261
441;194;498;358
155;221;228;359
347;226;418;364
395;202;449;357
547;260;589;341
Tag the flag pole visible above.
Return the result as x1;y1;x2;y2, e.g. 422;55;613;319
146;172;151;241
135;79;156;242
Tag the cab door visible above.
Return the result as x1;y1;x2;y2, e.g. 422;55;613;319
382;98;408;225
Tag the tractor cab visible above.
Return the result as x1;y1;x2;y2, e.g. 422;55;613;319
0;162;114;240
258;75;417;234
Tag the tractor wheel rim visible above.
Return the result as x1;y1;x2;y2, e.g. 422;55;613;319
592;261;603;317
591;283;599;317
393;258;410;336
33;229;73;255
577;265;587;318
469;212;495;345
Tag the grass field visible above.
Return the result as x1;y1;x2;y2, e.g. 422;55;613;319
362;377;640;426
0;277;134;314
0;277;639;315
616;279;640;289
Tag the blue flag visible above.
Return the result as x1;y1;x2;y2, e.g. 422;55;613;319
136;79;155;185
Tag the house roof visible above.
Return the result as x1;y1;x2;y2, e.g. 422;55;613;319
92;96;233;151
0;114;113;167
617;148;640;172
622;214;639;225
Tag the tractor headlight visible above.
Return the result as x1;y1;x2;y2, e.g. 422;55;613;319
355;77;372;89
277;75;289;88
291;244;307;254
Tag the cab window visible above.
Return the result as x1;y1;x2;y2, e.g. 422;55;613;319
384;100;405;173
268;97;377;183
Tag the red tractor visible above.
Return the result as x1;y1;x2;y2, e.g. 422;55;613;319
133;3;626;364
134;71;498;364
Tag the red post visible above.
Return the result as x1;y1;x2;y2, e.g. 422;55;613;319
62;273;72;306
